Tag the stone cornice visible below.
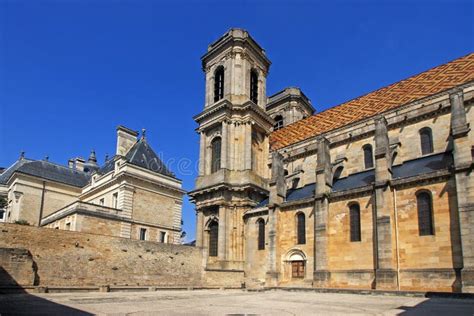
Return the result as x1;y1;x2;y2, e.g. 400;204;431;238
194;99;274;130
201;29;271;70
275;82;474;160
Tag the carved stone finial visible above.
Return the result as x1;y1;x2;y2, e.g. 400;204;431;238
19;151;25;159
142;128;146;140
44;155;49;161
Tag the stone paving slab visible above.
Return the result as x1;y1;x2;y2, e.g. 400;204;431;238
1;289;473;315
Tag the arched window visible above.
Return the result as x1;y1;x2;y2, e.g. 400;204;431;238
214;66;224;102
333;166;344;182
257;219;265;250
208;221;219;256
274;115;284;130
349;203;361;242
250;69;259;104
296;212;306;244
419;127;433;155
363;144;374;169
417;191;434;236
211;137;221;173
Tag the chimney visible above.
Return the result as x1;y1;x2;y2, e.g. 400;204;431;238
73;157;85;171
116;125;138;156
68;159;74;169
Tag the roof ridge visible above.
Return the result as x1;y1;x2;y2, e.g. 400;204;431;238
273;52;474;134
33;159;88;174
270;52;474;149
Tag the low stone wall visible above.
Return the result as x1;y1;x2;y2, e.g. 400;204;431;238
0;248;37;286
203;269;245;288
0;223;203;287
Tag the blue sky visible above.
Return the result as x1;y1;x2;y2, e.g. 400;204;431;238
1;0;473;241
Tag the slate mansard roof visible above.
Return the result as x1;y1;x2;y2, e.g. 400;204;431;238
0;158;90;188
255;152;452;209
270;53;474;150
1;134;177;188
125;137;175;178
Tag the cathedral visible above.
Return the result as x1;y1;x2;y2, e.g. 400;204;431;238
189;29;474;292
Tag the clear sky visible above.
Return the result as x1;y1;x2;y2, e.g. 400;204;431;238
1;0;473;241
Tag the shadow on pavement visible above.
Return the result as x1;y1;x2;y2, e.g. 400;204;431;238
0;266;92;316
397;296;474;316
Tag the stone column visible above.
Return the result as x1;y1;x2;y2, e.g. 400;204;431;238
218;205;227;260
450;90;474;292
313;137;332;287
266;152;286;286
373;116;397;290
196;210;204;248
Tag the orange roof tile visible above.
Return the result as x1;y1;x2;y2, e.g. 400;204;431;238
270;53;474;150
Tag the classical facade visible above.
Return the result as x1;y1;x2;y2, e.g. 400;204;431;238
190;29;474;292
0;126;184;244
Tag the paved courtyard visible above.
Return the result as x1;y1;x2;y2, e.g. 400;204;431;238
0;289;473;315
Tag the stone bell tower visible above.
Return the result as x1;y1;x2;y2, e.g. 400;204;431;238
189;29;273;270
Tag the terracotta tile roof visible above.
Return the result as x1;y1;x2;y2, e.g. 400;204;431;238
270;53;474;150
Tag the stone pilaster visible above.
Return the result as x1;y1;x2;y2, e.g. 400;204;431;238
244;122;252;170
196;210;204;248
218;205;227;260
118;184;134;239
266;152;286;287
198;132;206;176
221;121;228;169
373;116;397;290
313;137;332;286
450;90;474;292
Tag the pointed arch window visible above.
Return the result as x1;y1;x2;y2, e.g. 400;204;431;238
419;127;433;155
208;221;219;256
417;191;434;236
296;212;306;244
257;218;265;250
349;203;361;242
250;69;259;104
274;115;284;130
363;144;374;169
214;66;224;102
211;137;221;173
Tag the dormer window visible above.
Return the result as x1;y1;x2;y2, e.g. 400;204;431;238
250;69;259;104
274;115;284;131
214;66;224;102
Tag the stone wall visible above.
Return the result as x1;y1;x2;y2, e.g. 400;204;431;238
0;223;204;287
0;248;36;286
